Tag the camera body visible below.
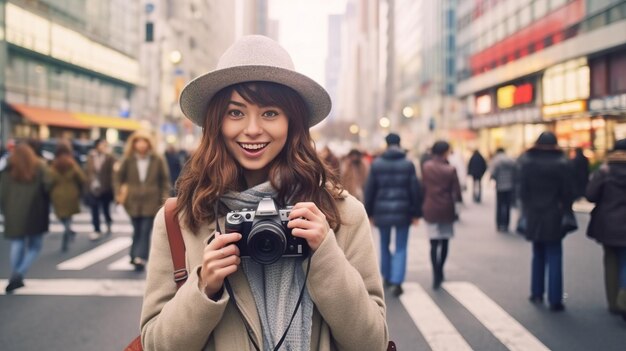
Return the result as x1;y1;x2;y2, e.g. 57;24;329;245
225;197;309;265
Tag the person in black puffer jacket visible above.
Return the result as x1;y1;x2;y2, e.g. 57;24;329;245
364;133;423;296
518;131;573;312
586;138;626;321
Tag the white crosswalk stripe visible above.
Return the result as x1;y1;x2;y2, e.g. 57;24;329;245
399;282;473;350
57;237;133;270
399;281;548;351
0;279;145;296
107;255;135;271
443;282;550;351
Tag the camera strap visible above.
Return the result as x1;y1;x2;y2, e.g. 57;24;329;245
216;201;312;351
224;257;311;351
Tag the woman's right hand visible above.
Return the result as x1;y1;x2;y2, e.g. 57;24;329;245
198;232;242;298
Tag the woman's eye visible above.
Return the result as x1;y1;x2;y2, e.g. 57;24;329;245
228;110;244;118
263;110;279;118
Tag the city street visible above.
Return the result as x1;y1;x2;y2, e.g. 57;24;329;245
1;185;625;350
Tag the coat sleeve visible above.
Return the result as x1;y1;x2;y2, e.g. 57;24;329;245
305;198;388;351
363;167;376;217
158;156;171;200
141;208;230;350
585;169;607;203
408;163;423;218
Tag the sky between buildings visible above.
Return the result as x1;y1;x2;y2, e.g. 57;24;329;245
269;0;347;86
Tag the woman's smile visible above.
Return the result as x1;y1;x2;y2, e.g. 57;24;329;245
238;142;270;157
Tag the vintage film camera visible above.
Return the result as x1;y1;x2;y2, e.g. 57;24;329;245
225;197;309;265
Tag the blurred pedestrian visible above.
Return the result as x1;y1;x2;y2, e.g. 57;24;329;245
489;148;517;232
571;147;589;200
467;149;487;203
0;143;51;292
518;131;573;311
421;141;462;289
320;145;341;178
85;138;116;241
115;130;170;271
340;148;369;202
164;144;183;196
585;138;626;321
448;148;467;192
365;132;422;296
49;142;86;252
0;140;16;172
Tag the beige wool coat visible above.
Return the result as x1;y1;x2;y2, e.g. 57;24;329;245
140;193;389;351
114;154;170;218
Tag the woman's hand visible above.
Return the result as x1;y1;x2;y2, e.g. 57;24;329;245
287;202;330;251
198;232;242;298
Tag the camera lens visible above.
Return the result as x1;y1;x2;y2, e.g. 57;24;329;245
247;220;286;265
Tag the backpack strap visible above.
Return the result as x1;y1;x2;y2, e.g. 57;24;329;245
163;197;187;289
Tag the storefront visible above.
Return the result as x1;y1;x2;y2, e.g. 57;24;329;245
469;79;544;156
6;103;141;144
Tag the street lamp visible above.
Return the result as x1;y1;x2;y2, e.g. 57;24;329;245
169;50;183;65
379;117;391;129
402;106;414;118
349;124;360;135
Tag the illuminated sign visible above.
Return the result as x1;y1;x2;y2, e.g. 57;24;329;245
589;94;626;111
476;94;492;114
542;100;586;118
497;83;533;109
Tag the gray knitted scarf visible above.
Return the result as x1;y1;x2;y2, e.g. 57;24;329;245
220;181;313;351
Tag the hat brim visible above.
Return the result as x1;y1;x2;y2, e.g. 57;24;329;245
179;65;331;127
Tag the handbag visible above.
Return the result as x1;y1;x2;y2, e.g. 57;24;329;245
124;198;186;351
561;209;578;234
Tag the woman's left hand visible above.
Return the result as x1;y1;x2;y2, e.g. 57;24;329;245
287;202;330;251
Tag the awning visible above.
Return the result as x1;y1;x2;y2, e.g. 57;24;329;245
74;113;141;131
11;104;88;129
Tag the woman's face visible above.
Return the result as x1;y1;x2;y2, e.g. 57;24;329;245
134;138;150;155
221;91;289;185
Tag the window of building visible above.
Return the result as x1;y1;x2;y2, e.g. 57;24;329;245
519;5;532;27
609;52;626;93
506;14;518;35
533;0;548;20
496;22;505;41
550;0;567;10
590;58;608;97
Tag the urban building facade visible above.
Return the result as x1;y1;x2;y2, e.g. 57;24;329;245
456;0;626;159
0;0;143;148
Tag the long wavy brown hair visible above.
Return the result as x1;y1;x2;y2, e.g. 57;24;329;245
176;81;343;233
9;143;40;182
51;142;76;173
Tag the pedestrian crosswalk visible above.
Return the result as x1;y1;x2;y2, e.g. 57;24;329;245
400;282;550;351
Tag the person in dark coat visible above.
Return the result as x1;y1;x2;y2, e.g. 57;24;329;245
421;141;462;289
364;132;422;296
489;148;517;232
467;150;487;203
49;142;86;252
164;144;184;196
85;138;116;241
571;147;589;200
518;131;573;311
585;139;626;321
0;143;51;293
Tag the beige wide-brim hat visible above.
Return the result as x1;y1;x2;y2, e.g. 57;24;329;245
179;35;332;127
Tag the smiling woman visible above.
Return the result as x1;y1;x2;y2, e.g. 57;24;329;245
138;35;389;351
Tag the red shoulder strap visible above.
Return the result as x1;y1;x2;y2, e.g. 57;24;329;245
163;198;187;289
